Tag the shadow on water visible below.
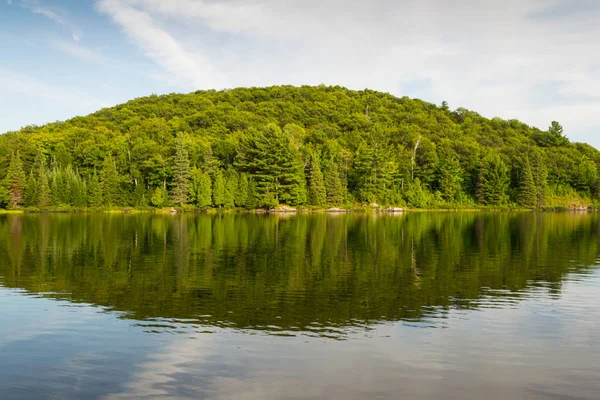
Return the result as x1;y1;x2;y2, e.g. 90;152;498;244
0;212;599;336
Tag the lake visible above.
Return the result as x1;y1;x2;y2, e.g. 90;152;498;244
1;212;599;399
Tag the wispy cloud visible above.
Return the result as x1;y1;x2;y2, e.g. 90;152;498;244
96;0;230;90
50;39;99;62
20;0;81;41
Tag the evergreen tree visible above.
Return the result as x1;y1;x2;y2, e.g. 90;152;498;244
223;167;237;209
24;171;38;207
531;151;548;208
100;156;120;207
37;162;52;209
194;170;212;209
245;178;259;209
172;133;191;208
212;169;225;207
480;154;510;205
437;156;463;202
87;171;103;208
6;151;26;208
307;152;327;206
324;159;345;206
236;173;249;208
236;123;306;206
517;157;536;208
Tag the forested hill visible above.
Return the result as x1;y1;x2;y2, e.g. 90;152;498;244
1;85;599;210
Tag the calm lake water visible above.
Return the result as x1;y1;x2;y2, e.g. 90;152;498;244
1;212;600;399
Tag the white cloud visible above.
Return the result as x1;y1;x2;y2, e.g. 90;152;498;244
51;39;99;62
20;0;81;41
92;0;600;144
96;0;230;90
21;0;67;24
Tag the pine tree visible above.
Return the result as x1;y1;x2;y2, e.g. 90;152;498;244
324;159;345;205
6;151;26;208
87;171;103;208
212;169;225;207
100;156;120;207
196;170;212;209
480;154;510;205
24;171;38;207
223;167;237;209
307;152;326;206
437;156;463;202
531;152;548;208
517;157;536;208
235;123;306;206
236;173;249;208
172;133;191;208
245;178;258;209
37;162;52;209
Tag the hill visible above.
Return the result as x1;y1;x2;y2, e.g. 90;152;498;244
1;85;598;210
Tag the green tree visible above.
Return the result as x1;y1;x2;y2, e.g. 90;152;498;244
307;152;327;206
190;168;212;209
100;156;120;207
236;173;249;208
236;123;306;206
517;157;536;208
480;154;510;205
324;159;345;206
37;161;52;209
437;156;463;202
223;167;237;209
6;151;26;208
23;171;38;207
212;169;225;208
172;133;191;208
151;187;169;207
87;171;103;208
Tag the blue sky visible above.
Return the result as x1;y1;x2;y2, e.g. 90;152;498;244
1;0;599;146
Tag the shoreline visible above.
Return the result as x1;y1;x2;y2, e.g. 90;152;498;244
1;205;595;215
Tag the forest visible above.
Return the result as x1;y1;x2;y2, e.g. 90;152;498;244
1;85;599;211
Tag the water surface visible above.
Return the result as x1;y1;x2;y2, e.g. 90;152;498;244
1;212;599;399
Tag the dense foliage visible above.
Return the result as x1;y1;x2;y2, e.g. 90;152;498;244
1;85;598;210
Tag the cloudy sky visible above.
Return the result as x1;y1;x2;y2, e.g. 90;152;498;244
1;0;599;145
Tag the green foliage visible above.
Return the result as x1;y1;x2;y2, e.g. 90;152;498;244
151;187;169;207
6;151;26;208
100;156;120;207
517;158;536;208
37;161;52;209
0;86;598;210
212;169;225;207
223;167;237;209
405;178;429;208
324;159;345;206
479;154;510;205
190;167;212;209
307;151;327;206
236;173;249;208
437;156;463;202
172;133;191;207
87;171;103;208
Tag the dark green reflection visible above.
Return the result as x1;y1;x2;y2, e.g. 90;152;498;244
0;213;598;331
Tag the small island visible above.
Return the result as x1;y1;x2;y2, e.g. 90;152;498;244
0;86;596;213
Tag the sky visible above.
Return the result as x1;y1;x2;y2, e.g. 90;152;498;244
1;0;599;146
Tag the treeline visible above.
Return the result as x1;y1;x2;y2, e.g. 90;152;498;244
1;86;599;210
